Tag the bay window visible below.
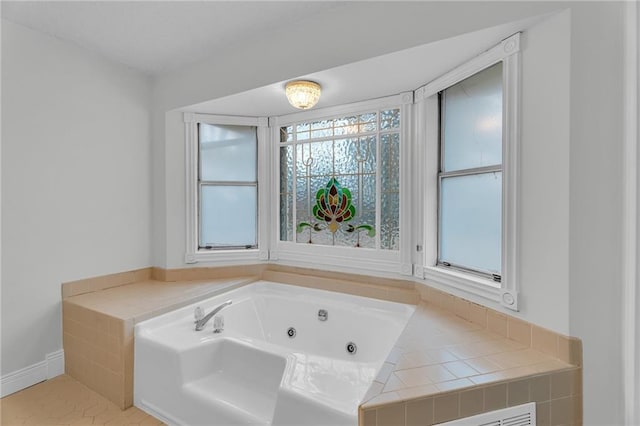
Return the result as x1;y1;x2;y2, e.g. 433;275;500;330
184;34;521;308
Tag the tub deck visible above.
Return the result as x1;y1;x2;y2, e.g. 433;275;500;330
61;266;582;425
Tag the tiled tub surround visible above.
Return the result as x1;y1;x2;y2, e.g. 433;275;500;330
358;302;582;425
62;274;259;409
61;265;582;424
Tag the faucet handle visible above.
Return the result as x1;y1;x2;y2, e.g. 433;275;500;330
213;315;224;333
194;306;204;323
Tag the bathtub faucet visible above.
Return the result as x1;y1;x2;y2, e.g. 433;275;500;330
194;300;232;331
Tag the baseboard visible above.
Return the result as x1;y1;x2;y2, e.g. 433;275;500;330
1;350;65;398
45;350;65;379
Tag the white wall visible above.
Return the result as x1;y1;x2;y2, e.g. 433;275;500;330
518;10;571;334
1;20;152;375
568;3;625;424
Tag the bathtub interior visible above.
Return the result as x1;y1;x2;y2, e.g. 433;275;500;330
134;281;416;426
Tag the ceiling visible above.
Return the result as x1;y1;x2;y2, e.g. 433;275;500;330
1;1;551;116
1;1;345;75
187;13;547;116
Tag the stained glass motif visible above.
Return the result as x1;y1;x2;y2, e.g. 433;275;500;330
280;108;400;249
296;177;374;246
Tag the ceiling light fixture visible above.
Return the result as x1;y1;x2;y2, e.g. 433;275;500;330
285;80;321;110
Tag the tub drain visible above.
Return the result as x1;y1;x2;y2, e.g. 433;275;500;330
346;342;357;355
287;327;296;338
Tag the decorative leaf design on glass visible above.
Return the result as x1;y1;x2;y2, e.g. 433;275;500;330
345;224;375;248
313;178;355;233
297;177;375;246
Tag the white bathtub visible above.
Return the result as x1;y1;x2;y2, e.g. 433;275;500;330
134;281;415;426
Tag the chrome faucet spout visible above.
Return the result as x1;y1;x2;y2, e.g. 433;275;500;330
195;300;232;331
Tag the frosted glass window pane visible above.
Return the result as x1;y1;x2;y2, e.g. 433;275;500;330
442;63;502;172
199;123;256;181
200;185;256;247
280;193;293;242
439;172;502;273
279;146;294;241
381;133;399;250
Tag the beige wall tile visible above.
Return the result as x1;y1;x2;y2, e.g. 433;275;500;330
425;287;455;312
550;396;575;426
397;384;439;401
435;378;474;393
484;383;507;411
123;340;134;408
376;402;405;426
507;378;530;406
361;392;402;409
502;365;541;380
507;317;532;347
530;374;551;402
466;302;487;328
572;368;582;397
459;388;484;417
433;393;459;423
150;266;166;281
406;397;434;426
558;336;583;366
537;401;551;426
454;298;471;322
573;393;583;423
487;309;508;337
470;371;510;385
362;409;376;426
532;326;559;358
532;359;572;374
550;370;573;399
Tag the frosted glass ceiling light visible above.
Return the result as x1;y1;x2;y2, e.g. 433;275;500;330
285;80;321;110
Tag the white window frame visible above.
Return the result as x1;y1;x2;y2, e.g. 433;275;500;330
268;93;414;276
184;112;270;265
413;33;522;310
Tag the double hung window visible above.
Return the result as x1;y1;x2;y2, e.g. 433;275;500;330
198;123;257;250
416;33;520;308
184;114;268;264
438;62;503;281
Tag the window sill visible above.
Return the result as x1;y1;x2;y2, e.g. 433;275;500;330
184;248;268;265
273;242;403;276
419;264;503;306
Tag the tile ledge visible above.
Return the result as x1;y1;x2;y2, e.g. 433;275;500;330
359;364;579;412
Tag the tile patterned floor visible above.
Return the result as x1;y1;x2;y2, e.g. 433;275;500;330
0;375;163;425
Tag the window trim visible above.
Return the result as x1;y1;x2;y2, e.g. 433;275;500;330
414;33;521;310
184;112;269;264
268;93;414;276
